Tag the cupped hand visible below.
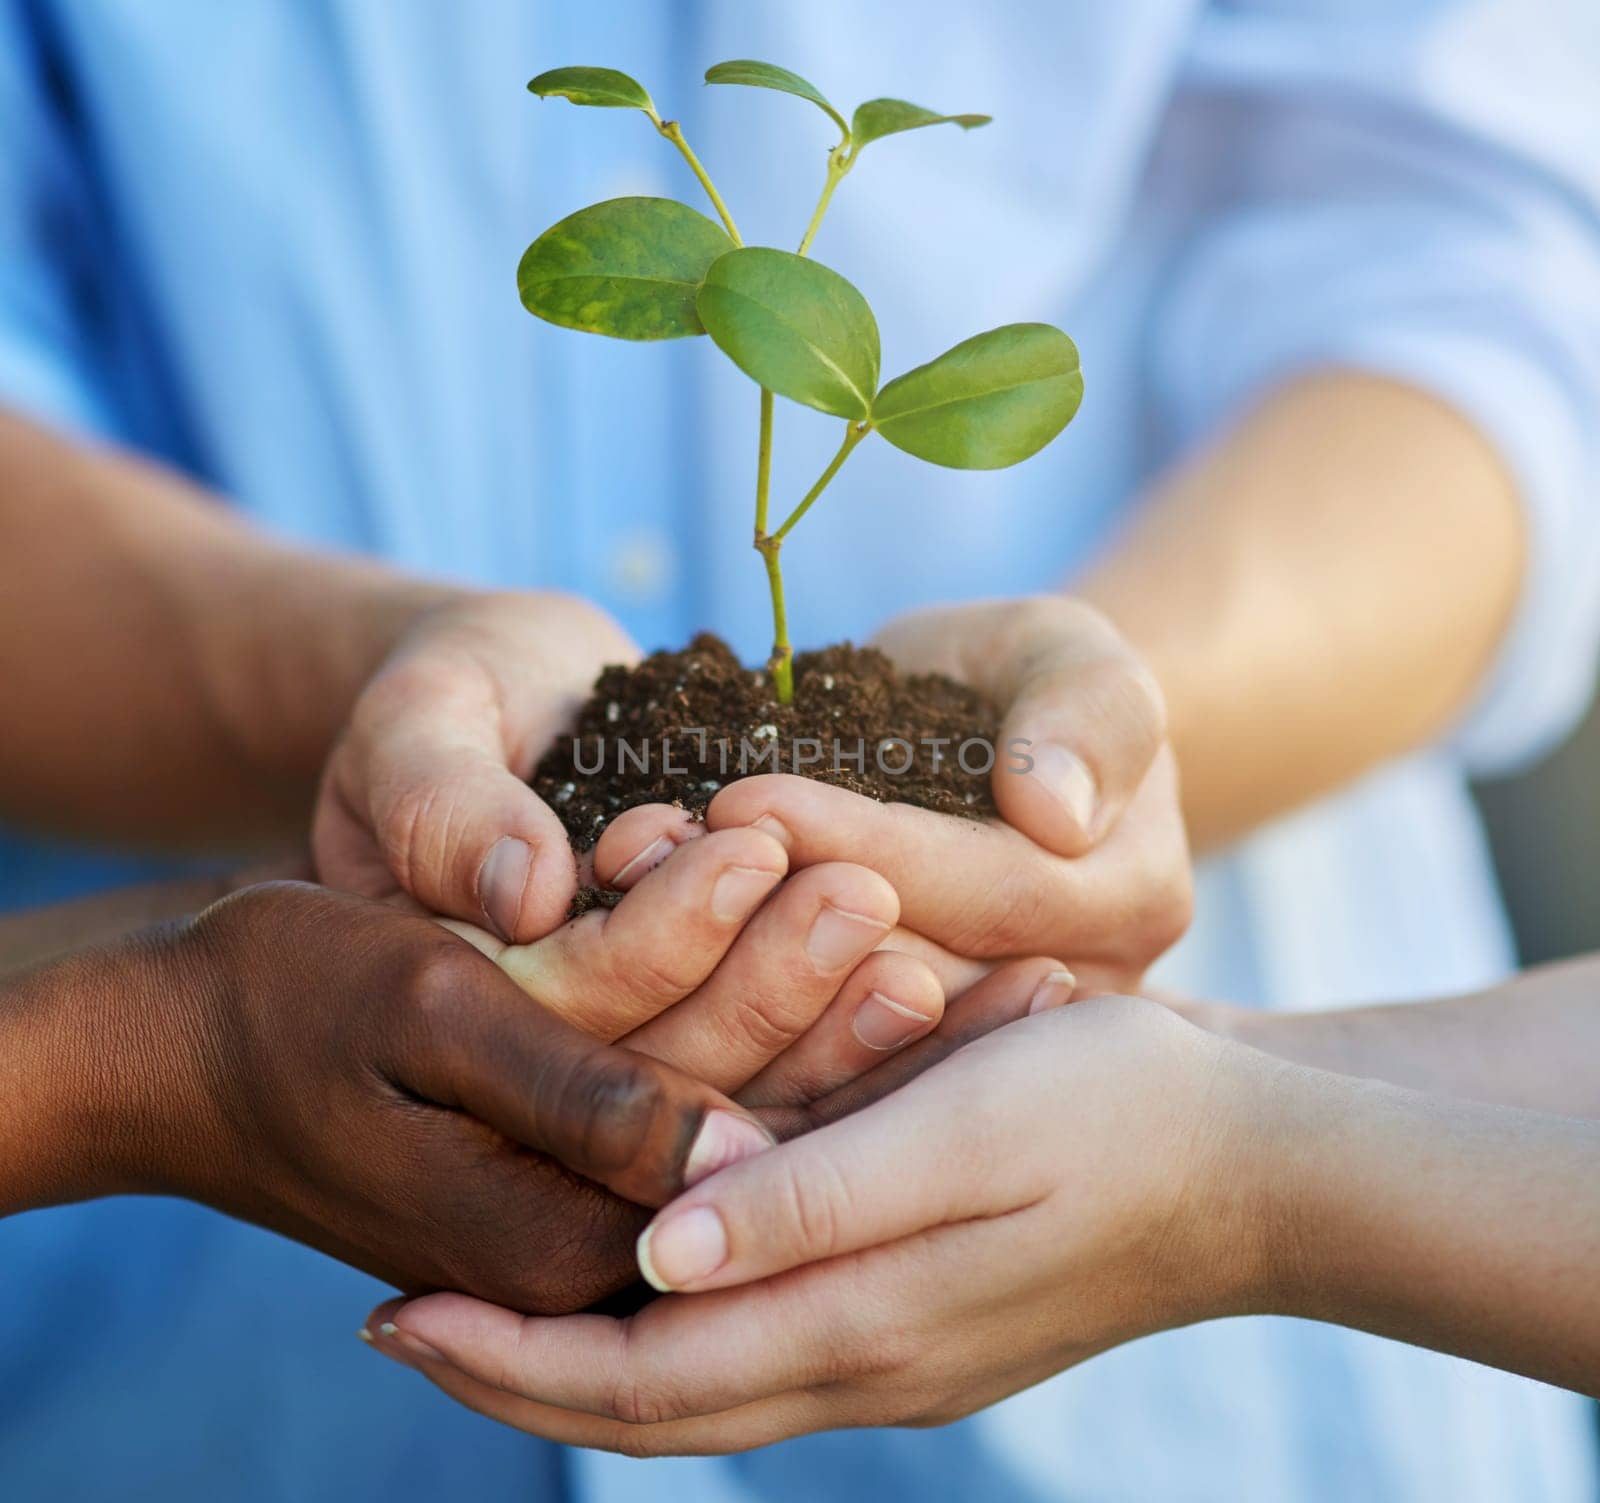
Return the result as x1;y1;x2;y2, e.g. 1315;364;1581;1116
708;597;1193;994
313;590;637;943
450;807;1078;1109
362;997;1276;1451
125;881;775;1315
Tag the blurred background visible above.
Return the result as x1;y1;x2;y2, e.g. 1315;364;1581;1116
1476;696;1600;965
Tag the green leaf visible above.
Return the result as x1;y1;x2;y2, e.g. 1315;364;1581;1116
850;98;992;151
527;66;657;115
871;324;1082;469
518;198;734;341
697;248;880;420
704;59;849;139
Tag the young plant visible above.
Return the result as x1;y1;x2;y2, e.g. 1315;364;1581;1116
519;61;1083;704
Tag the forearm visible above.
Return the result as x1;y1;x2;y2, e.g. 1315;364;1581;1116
0;934;181;1217
1252;1055;1600;1395
0;410;458;846
1076;372;1524;851
0;873;268;978
1208;954;1600;1120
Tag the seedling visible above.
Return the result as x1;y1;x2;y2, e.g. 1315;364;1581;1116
520;61;1083;704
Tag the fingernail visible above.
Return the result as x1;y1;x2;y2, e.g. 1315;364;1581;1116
478;836;533;942
806;904;889;973
751;813;792;850
684;1109;775;1187
356;1327;374;1345
610;835;675;890
851;991;935;1051
711;865;780;923
1030;742;1097;835
378;1321;446;1364
637;1206;728;1292
1028;969;1078;1014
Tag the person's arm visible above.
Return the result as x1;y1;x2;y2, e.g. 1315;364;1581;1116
0;409;633;937
699;372;1523;990
0;874;241;977
1177;953;1600;1120
0;409;451;844
0;880;775;1306
364;991;1600;1454
717;1;1600;935
1076;372;1524;851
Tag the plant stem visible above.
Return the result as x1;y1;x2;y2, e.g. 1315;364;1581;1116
658;112;856;703
752;134;861;703
754;388;774;535
755;532;794;704
751;387;785;693
655;118;742;245
797;146;854;256
754;421;871;705
773;422;869;541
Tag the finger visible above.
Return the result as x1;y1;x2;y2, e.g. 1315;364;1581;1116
635;1031;1041;1292
593;804;706;891
323;667;578;940
385;1207;1008;1431
392;938;775;1205
622;862;903;1092
876;597;1167;856
757;956;1073;1138
708;775;1070;959
987;604;1166;856
738;949;945;1107
380;1282;849;1429
876;925;990;997
492;828;787;1039
366;1295;830;1455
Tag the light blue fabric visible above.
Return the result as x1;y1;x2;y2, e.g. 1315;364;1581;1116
2;2;1598;1499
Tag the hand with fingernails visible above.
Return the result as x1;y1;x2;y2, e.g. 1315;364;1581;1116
313;591;1187;999
313;590;641;942
711;595;1193;999
1;881;786;1317
442;805;1079;1118
358;997;1249;1447
553;596;1190;1009
312;588;1181;1341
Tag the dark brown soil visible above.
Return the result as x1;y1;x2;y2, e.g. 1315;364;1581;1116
533;633;999;911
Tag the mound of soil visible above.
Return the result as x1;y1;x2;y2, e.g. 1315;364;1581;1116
532;632;999;911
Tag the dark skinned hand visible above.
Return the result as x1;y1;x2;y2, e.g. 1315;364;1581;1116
2;881;776;1315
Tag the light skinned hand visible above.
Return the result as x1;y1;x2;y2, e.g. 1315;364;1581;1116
707;597;1193;994
359;997;1262;1448
446;810;1078;1108
313;590;639;943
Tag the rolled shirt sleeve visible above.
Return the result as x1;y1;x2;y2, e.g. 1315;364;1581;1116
1153;0;1600;774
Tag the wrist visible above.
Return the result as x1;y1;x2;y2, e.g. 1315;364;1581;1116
1088;1011;1308;1333
1158;1038;1299;1324
0;930;202;1215
1218;1045;1415;1326
1224;1005;1391;1084
197;547;464;805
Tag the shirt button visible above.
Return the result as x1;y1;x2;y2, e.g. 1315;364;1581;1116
608;527;676;604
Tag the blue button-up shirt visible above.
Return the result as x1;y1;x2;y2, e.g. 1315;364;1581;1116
3;2;1599;1499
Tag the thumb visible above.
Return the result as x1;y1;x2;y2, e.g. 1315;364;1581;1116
634;1047;1023;1292
398;943;777;1207
991;601;1167;857
325;695;578;942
